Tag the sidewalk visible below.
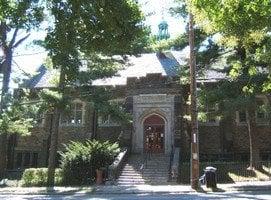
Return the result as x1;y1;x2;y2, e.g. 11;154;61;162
94;181;271;194
0;181;271;195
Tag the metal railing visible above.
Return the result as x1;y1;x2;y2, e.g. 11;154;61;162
140;149;151;173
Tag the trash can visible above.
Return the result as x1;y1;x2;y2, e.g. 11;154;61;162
204;166;217;188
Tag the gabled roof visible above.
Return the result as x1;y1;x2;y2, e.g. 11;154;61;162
23;51;226;88
92;51;184;86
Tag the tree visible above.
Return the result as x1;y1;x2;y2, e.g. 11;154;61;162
0;0;44;178
44;0;148;186
189;0;271;168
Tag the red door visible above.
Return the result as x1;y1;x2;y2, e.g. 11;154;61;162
144;115;165;153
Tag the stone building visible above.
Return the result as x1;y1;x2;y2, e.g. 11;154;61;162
6;51;271;171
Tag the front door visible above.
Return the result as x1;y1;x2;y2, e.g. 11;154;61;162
144;115;165;153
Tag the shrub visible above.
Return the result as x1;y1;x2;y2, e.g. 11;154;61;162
60;140;120;185
21;168;63;187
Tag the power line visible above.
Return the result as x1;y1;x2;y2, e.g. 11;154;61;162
13;51;47;57
12;60;33;77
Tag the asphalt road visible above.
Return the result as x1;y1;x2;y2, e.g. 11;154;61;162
1;191;271;200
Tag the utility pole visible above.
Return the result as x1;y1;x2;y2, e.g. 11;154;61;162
188;12;200;190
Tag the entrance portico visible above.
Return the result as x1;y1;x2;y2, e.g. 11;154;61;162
132;94;175;154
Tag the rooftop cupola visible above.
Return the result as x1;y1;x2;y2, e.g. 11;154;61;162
157;20;170;40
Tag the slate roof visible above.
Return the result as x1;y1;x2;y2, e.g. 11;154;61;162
23;51;226;88
23;65;58;88
92;51;185;86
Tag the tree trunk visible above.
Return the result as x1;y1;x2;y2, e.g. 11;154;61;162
0;134;8;178
189;13;200;190
47;67;65;186
47;108;61;186
246;110;259;170
0;46;13;178
92;109;98;139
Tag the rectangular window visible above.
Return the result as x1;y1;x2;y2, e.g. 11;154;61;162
61;102;83;125
207;104;217;123
201;102;219;124
238;111;247;123
15;152;39;169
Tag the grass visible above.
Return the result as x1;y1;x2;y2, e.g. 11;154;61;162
179;161;271;183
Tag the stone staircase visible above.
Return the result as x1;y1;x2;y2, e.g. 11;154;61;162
117;154;170;185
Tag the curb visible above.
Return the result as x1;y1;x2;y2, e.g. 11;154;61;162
0;188;94;196
0;184;271;195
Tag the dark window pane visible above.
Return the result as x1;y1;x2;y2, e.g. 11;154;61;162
16;153;22;169
32;153;38;167
239;112;246;122
75;111;82;124
23;153;30;167
257;112;265;119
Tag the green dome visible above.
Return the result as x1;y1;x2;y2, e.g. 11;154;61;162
158;20;168;29
157;20;170;40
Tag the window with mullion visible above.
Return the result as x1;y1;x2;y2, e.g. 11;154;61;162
61;102;83;125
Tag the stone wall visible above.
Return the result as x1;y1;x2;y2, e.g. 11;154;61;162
8;74;271;169
233;124;271;153
10;101;94;169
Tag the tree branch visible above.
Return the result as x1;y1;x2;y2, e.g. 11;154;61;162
12;33;30;49
8;28;19;49
0;22;8;50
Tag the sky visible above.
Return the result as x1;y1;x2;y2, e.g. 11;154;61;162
12;0;185;79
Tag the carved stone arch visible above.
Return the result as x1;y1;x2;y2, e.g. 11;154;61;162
132;94;175;154
140;110;168;125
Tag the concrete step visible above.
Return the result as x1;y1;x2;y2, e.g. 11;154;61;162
116;154;170;186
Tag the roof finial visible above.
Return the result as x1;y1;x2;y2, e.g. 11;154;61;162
157;0;170;41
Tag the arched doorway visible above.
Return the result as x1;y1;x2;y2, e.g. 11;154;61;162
144;114;165;153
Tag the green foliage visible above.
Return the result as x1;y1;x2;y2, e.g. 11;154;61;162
80;86;132;125
45;0;148;71
187;0;271;98
189;0;271;47
0;93;38;136
43;0;149;119
21;168;63;187
78;54;121;85
198;76;268;120
0;0;44;30
60;140;120;185
39;89;69;112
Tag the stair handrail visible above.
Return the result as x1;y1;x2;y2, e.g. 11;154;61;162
108;147;129;182
141;148;151;173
